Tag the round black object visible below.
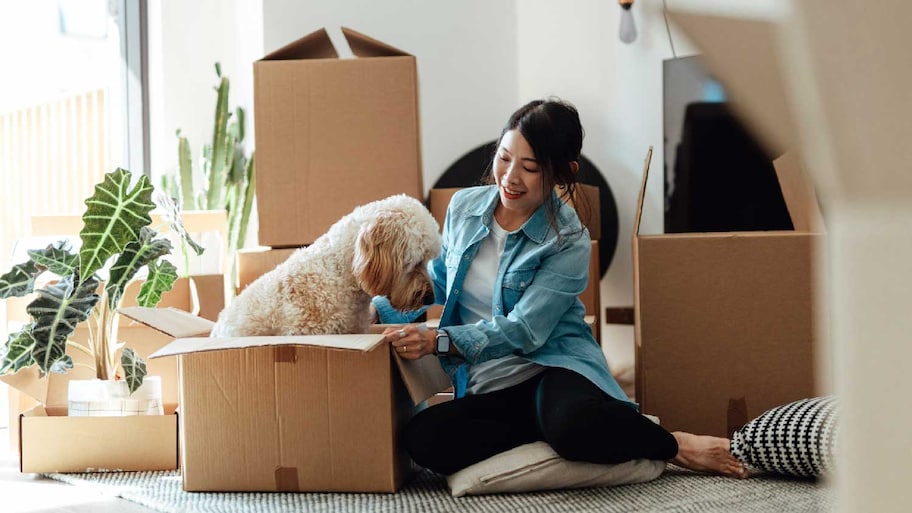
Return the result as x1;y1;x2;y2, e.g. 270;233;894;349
431;141;618;278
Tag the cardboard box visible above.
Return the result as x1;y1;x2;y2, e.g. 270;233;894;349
2;275;224;472
237;247;298;292
120;308;449;492
254;27;423;247
579;242;601;343
633;149;823;437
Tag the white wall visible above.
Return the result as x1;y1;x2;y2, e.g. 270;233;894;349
148;0;259;190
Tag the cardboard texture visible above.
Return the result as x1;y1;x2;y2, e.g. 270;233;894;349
633;148;823;437
2;275;223;472
122;308;449;492
254;27;422;247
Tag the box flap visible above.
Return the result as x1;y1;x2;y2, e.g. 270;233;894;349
392;352;452;405
341;26;410;57
262;28;338;61
118;307;214;338
772;152;825;233
633;146;654;237
148;334;387;359
666;11;795;158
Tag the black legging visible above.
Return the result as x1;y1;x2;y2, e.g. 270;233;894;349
403;367;679;475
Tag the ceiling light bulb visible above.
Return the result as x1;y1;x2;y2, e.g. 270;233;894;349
619;0;637;44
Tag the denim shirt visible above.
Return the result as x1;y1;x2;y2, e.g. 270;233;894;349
374;185;634;408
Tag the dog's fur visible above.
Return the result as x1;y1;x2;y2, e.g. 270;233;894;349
211;194;441;337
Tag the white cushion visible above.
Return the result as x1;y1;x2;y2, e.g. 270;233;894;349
446;441;666;497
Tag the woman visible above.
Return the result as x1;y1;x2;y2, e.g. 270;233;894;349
373;98;747;479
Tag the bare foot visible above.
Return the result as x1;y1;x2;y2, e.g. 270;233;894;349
671;431;749;479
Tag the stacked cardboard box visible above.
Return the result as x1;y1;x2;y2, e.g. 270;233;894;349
633;149;823;438
254;27;423;248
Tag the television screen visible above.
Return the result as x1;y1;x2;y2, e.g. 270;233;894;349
663;55;792;233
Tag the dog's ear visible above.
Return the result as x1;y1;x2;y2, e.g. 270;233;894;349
352;214;405;296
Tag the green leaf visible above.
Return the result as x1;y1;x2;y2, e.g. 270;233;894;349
121;347;147;395
137;260;178;307
28;277;100;375
27;241;78;276
48;354;73;375
236;153;256;251
79;169;155;279
178;134;195;211
0;260;40;299
206;76;230;209
153;191;205;256
0;329;37;375
235;106;245;143
106;227;173;309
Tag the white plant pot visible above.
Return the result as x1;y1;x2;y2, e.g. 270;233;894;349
67;376;164;417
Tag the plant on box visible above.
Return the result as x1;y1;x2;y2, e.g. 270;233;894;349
0;168;202;404
161;62;255;287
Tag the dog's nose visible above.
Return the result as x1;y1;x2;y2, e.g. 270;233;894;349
422;289;435;305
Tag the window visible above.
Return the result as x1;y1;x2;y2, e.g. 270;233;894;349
0;0;148;423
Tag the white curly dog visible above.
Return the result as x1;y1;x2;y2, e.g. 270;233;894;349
211;194;441;337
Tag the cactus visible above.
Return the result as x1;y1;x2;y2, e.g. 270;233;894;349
165;62;256;291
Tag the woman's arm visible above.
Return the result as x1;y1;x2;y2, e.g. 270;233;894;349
447;230;591;364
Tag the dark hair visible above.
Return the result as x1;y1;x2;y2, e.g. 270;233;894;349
484;97;590;236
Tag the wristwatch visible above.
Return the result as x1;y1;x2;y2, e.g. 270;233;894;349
435;329;451;355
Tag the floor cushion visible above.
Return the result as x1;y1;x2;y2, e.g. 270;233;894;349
730;396;839;478
447;437;666;497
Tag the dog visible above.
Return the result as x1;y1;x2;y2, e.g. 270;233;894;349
211;194;441;337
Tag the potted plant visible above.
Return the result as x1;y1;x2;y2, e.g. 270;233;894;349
0;168;202;414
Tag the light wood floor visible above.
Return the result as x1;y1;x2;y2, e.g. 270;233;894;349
0;427;156;513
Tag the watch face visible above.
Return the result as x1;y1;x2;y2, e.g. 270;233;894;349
436;331;450;354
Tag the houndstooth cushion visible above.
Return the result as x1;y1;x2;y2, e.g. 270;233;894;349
731;396;839;478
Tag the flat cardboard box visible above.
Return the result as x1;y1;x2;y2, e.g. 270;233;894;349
633;149;824;437
254;27;422;247
123;308;450;492
2;275;224;472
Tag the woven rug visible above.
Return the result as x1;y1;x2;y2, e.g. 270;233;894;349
46;466;835;513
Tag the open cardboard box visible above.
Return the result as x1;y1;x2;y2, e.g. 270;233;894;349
633;148;824;437
119;307;450;493
2;275;225;473
254;27;423;247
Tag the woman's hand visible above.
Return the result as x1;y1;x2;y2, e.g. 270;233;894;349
384;324;434;360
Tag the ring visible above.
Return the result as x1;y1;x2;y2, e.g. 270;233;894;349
398;329;406;339
400;345;407;352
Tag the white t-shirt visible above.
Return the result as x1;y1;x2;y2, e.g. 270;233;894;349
460;220;543;395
